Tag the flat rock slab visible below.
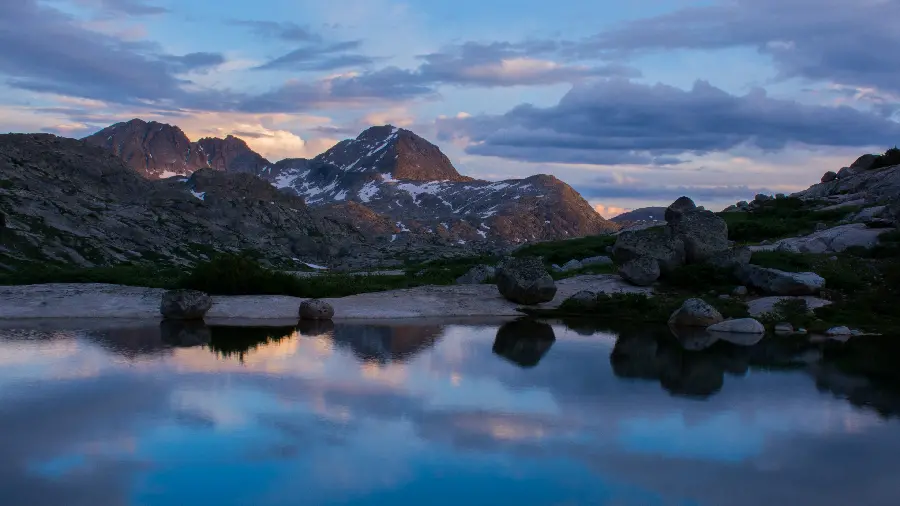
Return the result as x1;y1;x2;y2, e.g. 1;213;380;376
749;223;891;254
0;275;650;320
746;296;832;317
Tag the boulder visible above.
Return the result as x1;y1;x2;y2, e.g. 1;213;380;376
850;153;878;170
565;290;598;309
670;209;730;263
746;296;832;317
707;318;765;335
560;259;583;272
613;227;685;274
668;298;724;328
495;257;557;305
706;247;751;270
836;166;857;179
826;326;852;337
456;264;496;284
776;241;802;254
669;326;720;351
492;319;556;368
771;223;891;254
619;256;660;286
737;265;825;295
160;289;213;320
665;196;697;223
732;286;749;297
774;322;794;335
299;299;335;320
580;256;613;267
821;171;838;183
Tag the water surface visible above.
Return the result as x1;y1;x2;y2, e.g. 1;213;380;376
1;318;899;506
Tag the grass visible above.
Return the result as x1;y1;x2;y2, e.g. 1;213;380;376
719;197;859;243
403;255;499;285
512;235;616;266
525;291;748;323
0;263;183;288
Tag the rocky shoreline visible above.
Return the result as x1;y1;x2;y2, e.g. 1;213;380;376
0;274;649;320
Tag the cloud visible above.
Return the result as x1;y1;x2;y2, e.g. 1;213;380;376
253;41;376;72
593;204;630;219
580;0;900;95
64;0;169;16
164;52;226;73
229;20;321;42
437;78;900;165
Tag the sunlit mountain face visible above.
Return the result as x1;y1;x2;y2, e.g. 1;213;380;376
2;320;899;506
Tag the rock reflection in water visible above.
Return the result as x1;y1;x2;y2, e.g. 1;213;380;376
610;326;820;399
330;324;443;364
492;318;556;368
160;320;211;348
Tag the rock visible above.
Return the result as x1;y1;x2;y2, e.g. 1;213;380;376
160;319;211;347
665;196;697;223
737;201;750;209
707;318;766;335
160;289;213;320
776;193;786;199
815;222;827;232
456;264;496;284
836;166;857;179
299;299;335;320
850;153;878;170
826;326;852;337
737;265;825;295
821;171;838;183
669;325;720;351
669;209;730;263
619;256;661;286
770;223;891;254
561;259;583;272
776;241;802;254
551;264;563;272
580;256;613;267
733;286;749;296
796;328;808;335
495;257;557;305
754;194;771;203
760;239;773;245
747;296;832;317
565;290;598;309
668;298;724;328
774;322;794;335
613;227;685;274
706;247;751;270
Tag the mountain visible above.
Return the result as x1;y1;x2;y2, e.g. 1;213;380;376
83;120;618;247
83;119;270;178
0;134;380;270
256;125;618;244
610;207;667;224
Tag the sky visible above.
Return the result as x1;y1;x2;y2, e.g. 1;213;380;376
2;0;900;216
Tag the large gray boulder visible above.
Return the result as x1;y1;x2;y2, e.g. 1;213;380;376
670;209;730;263
836;166;857;179
668;298;724;328
821;171;838;183
456;265;496;284
619;256;661;286
737;265;825;295
665;196;697;223
495;257;557;305
850;153;878;170
706;247;752;270
160;289;212;320
613;227;685;274
707;318;765;335
299;299;335;320
769;223;891;254
565;290;599;310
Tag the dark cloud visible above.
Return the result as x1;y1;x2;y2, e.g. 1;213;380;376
253;41;376;72
580;0;900;95
437;79;900;165
164;52;226;73
228;19;321;42
58;0;169;16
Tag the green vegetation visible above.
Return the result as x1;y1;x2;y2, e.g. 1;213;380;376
512;235;616;266
869;147;900;171
402;254;499;285
719;197;859;242
0;263;183;288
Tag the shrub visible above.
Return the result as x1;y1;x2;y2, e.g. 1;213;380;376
720;197;858;243
0;263;182;288
513;235;616;266
664;263;738;292
870;147;900;170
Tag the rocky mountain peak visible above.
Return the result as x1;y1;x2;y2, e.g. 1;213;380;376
196;135;270;174
316;125;471;182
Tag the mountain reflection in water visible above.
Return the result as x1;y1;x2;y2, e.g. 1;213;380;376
1;318;899;506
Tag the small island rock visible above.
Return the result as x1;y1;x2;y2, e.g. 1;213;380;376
160;289;213;320
299;299;335;320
